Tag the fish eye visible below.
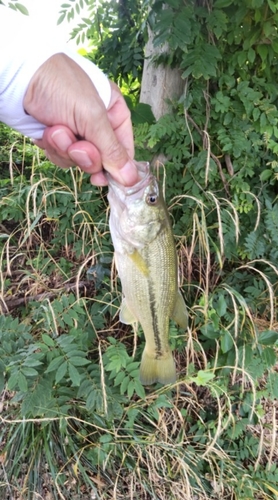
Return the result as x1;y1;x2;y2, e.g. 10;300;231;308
147;193;158;205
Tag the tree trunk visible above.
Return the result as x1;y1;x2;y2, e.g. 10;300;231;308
140;27;184;120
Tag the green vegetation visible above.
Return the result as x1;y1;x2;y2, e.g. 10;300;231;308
1;0;278;498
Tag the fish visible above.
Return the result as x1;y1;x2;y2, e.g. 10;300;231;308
107;161;188;385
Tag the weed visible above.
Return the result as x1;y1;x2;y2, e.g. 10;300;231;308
0;128;277;499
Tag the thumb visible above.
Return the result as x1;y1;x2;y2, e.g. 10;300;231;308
97;134;138;186
80;87;138;186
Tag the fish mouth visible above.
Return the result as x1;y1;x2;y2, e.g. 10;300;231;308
106;161;152;196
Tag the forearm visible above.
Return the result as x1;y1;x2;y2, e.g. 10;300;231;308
0;7;137;186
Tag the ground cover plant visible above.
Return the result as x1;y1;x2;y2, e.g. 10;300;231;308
1;0;278;499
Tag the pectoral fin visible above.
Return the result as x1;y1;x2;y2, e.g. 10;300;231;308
172;290;188;329
128;249;149;276
119;298;137;325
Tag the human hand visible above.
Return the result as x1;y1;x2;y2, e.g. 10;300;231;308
24;54;138;186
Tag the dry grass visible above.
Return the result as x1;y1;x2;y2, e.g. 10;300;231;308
0;148;278;499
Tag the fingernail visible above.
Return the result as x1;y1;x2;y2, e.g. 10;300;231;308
69;149;92;168
118;161;139;186
51;129;73;152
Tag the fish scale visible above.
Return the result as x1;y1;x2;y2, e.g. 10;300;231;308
117;224;176;355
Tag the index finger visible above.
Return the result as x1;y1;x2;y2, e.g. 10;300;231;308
76;82;138;186
107;82;135;160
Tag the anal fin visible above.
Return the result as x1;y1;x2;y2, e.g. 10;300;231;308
119;298;137;325
171;290;188;329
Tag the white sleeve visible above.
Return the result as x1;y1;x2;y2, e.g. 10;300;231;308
0;7;111;139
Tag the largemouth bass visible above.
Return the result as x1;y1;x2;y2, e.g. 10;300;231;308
107;161;188;385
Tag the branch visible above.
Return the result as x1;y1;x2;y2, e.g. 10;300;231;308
185;113;230;196
0;280;94;313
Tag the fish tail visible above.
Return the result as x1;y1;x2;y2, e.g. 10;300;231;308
139;349;176;386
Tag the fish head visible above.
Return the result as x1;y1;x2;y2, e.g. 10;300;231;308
107;161;169;251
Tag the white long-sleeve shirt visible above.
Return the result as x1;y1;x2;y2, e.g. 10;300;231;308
0;7;111;138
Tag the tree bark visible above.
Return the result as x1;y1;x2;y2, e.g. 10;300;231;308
140;27;184;120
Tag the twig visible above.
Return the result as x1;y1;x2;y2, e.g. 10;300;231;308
0;280;94;313
225;154;234;176
185;113;230;196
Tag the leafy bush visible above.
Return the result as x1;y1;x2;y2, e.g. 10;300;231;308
0;127;277;499
1;0;278;498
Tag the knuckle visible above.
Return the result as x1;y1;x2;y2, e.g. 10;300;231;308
105;140;125;163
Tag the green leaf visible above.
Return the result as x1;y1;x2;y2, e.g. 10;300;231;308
260;169;273;181
55;361;68;384
68;363;81;386
214;0;233;6
0;372;5;393
253;107;260;121
62;349;86;358
200;323;219;339
45;355;65;373
182;65;193;79
63;312;74;327
7;373;19;391
56;335;75;349
21;367;39;377
267;0;278;12
126;361;140;373
127;380;135;399
86;390;97;412
262;347;277;368
166;0;181;7
106;360;120;373
21;379;52;416
131;103;155;125
266;371;278;399
23;358;43;367
21;212;43;244
237;51;247;66
133;379;145;399
257;45;268;62
251;0;264;6
57;12;66;25
223;112;233;125
41;334;55;347
69;356;91;366
99;433;113;444
18;372;28;392
215;295;227;317
221;330;234;353
190;370;215;386
258;330;278;345
248;47;256;63
107;337;117;345
114;370;126;386
120;375;130;395
155;394;173;409
14;2;29;15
